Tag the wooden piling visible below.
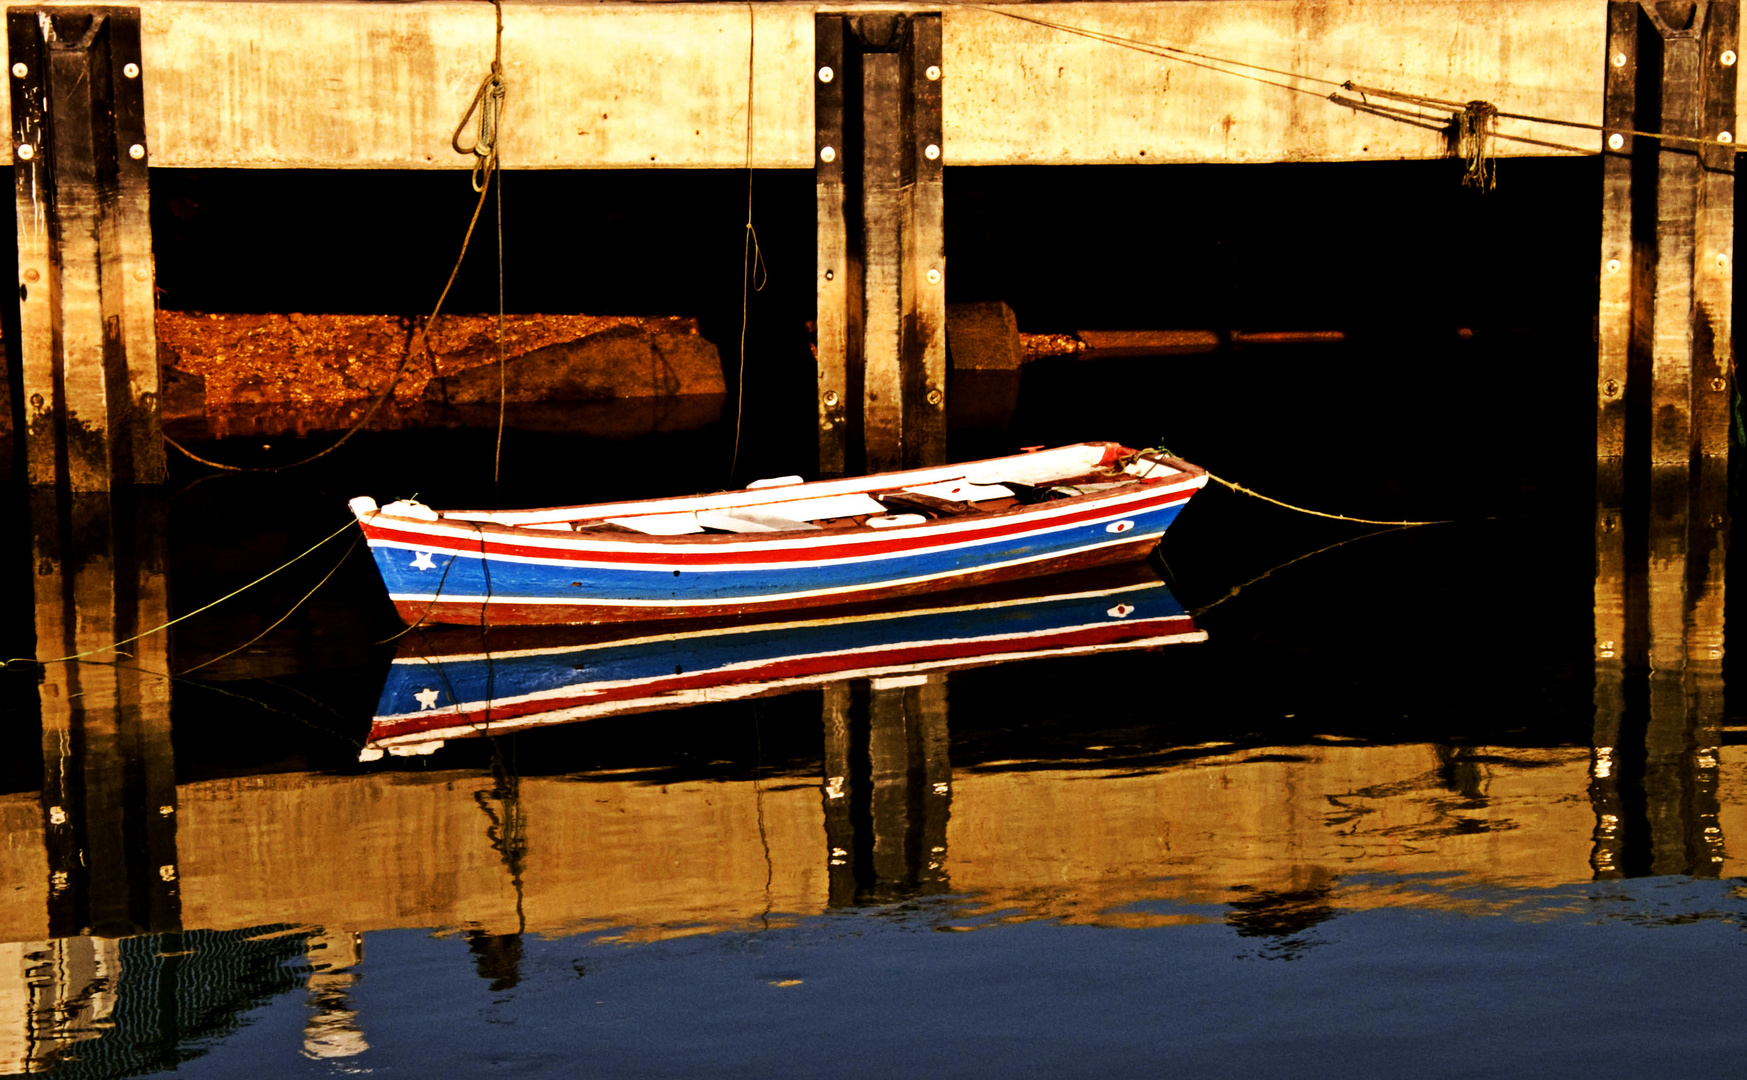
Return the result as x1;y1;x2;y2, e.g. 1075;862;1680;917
816;12;944;477
9;7;161;488
1598;0;1736;464
30;488;179;937
1590;459;1727;878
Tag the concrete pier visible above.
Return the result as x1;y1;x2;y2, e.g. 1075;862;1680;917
0;0;1733;476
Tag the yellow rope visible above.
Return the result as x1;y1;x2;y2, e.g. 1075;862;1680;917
167;0;507;475
2;517;357;669
1206;473;1459;527
176;535;361;676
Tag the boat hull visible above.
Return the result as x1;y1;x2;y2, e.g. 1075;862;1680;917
353;443;1205;626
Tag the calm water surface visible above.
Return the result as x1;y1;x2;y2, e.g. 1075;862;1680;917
3;335;1743;1077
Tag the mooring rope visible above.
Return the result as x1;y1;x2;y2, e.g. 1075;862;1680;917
176;535;361;676
977;5;1730;170
1187;526;1409;618
730;1;767;482
1;517;357;670
1205;473;1459;527
167;0;508;476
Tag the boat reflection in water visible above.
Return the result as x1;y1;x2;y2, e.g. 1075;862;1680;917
363;563;1207;760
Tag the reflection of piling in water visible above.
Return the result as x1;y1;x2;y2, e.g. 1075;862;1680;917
0;936;119;1073
30;489;180;937
822;675;952;906
303;929;368;1060
1591;459;1726;878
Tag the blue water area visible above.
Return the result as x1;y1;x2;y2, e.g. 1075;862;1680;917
152;878;1746;1080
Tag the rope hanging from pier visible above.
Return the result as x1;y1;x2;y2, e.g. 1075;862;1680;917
452;0;508;193
166;0;509;476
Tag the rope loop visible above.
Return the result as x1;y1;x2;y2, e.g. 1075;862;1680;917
452;69;508;192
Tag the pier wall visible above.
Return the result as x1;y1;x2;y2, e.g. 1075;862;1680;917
6;1;1623;170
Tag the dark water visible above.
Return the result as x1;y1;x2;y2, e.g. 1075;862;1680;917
3;158;1742;1077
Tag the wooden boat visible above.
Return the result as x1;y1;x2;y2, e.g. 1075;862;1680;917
348;441;1205;626
360;562;1207;759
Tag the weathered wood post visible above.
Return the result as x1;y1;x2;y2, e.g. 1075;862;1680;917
1598;0;1736;463
31;487;179;937
1589;462;1726;877
819;673;951;904
1594;3;1733;877
9;7;161;488
816;12;946;477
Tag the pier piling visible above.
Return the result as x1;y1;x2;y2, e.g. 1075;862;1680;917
816;12;945;477
1598;0;1737;464
9;6;161;488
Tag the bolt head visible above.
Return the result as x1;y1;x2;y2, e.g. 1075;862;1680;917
926;268;940;284
15;144;31;161
133;266;148;281
123;62;139;79
822;389;839;408
818;65;833;83
926;389;943;406
1603;378;1620;397
1721;131;1734;144
1607;258;1621;273
819;145;835;164
128;143;145;160
1611;51;1627;67
22;268;38;283
924;143;940;161
10;63;24;78
1607;132;1624;150
926;65;941;81
1719;253;1730;269
1725;49;1739;66
824;268;834;281
1713;377;1729;392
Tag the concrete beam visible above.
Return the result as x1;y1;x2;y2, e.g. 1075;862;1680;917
0;1;1646;170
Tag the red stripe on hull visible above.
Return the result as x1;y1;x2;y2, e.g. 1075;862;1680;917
390;536;1164;626
371;614;1196;741
363;486;1196;568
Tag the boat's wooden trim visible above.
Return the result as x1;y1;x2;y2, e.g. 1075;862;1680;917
430;442;1143;527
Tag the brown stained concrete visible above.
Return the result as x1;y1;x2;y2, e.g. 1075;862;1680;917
0;795;47;945
945;744;1600;927
174;770;826;941
157;311;718;407
156;310;725;438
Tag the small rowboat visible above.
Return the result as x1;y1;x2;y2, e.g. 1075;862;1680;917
361;562;1206;759
348;442;1205;626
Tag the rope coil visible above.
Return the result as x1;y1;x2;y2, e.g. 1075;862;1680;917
452;0;507;192
452;70;507;192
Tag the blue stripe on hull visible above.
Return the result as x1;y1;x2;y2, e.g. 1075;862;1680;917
379;582;1187;717
369;501;1185;605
